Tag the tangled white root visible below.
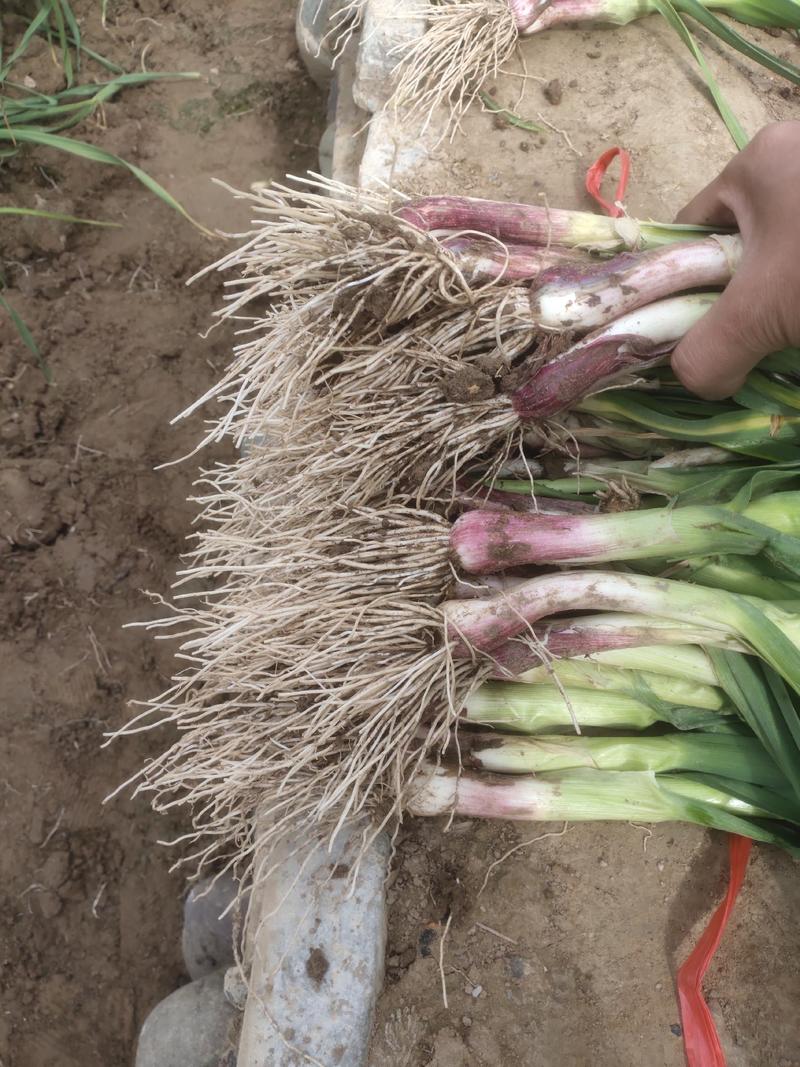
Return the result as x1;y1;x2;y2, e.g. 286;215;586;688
178;178;496;450
178;177;543;507
322;0;371;60
389;0;519;137
121;177;558;885
117;483;488;881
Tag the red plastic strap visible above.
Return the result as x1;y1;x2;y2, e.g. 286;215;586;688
585;147;632;218
676;834;752;1067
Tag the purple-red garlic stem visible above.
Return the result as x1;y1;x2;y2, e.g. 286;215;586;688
529;237;741;331
512;293;717;419
451;509;626;572
397;197;592;244
487;616;741;676
443;571;728;655
443;236;590;284
512;0;661;34
408;764;546;820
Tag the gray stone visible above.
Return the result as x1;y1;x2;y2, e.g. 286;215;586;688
223;966;249;1012
319;119;336;181
182;872;243;981
236;822;391;1067
32;888;62;919
295;0;336;89
330;39;370;187
352;0;427;114
135;970;238;1067
39;849;70;889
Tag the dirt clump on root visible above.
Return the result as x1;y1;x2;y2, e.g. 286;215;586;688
440;367;496;403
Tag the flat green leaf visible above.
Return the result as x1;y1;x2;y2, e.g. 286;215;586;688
497;460;800;507
676;0;800;85
676;772;800;822
735;371;800;414
0;206;119;226
760;348;800;376
659;777;800;852
578;392;800;461
725;0;800;27
708;649;800;802
675;553;800;600
0;7;52;80
652;0;748;148
763;663;800;751
0;126;214;236
728;465;800;509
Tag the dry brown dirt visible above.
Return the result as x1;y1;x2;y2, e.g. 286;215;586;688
2;4;799;1067
1;3;321;1064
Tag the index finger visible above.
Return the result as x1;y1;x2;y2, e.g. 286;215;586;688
675;175;737;229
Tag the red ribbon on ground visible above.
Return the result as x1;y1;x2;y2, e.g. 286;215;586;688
676;834;752;1067
585;147;632;217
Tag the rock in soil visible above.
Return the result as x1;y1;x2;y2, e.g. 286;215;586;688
237;825;391;1066
543;78;563;105
224;966;249;1012
135;970;238;1067
182;873;244;981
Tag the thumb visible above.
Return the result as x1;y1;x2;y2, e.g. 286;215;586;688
671;269;768;400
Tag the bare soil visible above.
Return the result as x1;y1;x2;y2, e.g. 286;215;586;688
1;4;799;1067
0;4;321;1065
371;819;800;1067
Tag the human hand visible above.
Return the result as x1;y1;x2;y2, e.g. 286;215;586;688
670;121;800;400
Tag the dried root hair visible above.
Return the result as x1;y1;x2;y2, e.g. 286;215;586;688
180;284;545;508
122;178;594;885
117;490;489;881
389;0;519;137
193;176;478;319
179;178;542;462
322;0;370;60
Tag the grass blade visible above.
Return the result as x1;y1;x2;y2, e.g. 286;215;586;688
478;91;545;132
0;127;214;236
0;291;53;382
0;206;119;226
2;73;200;132
44;0;74;87
0;7;52;80
677;0;800;85
57;0;82;63
652;0;748;148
